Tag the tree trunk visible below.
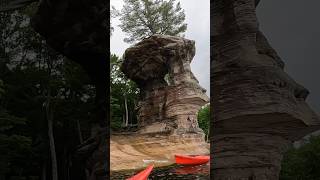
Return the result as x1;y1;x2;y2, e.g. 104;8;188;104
76;119;83;143
42;161;47;180
124;96;128;127
46;89;58;180
129;107;133;126
206;127;209;143
122;114;125;127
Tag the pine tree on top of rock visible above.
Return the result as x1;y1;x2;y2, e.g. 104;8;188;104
117;0;187;43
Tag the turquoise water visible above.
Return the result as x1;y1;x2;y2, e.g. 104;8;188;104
111;163;209;180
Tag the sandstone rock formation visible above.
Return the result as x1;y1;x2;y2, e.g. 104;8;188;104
110;133;209;172
121;35;209;135
212;0;320;179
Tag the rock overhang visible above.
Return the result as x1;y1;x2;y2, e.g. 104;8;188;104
121;35;209;134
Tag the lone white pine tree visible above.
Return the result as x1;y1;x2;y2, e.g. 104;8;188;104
119;0;187;43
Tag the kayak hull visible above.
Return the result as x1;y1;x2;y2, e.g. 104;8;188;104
127;164;154;180
175;155;210;165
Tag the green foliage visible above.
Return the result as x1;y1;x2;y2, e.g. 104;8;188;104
110;6;119;36
0;8;94;179
110;54;139;131
118;0;187;43
0;110;33;176
280;136;320;180
197;104;210;140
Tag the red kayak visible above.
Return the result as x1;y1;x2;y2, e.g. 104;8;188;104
127;164;154;180
175;155;210;165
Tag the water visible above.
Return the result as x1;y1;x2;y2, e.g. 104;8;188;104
111;163;209;180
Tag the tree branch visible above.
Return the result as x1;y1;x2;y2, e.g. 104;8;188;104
0;0;37;12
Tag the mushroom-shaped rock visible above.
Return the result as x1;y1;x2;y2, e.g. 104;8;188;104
121;35;209;134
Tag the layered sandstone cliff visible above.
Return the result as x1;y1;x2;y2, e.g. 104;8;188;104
212;0;320;179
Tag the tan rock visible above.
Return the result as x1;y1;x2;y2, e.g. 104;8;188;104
212;0;320;179
110;133;209;171
121;35;209;135
114;35;209;172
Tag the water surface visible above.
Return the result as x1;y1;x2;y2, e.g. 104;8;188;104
111;163;209;180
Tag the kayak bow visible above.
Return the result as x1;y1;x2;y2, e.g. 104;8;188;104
127;164;154;180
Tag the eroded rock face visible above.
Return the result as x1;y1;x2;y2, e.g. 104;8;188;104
212;0;320;179
122;35;209;134
110;133;209;172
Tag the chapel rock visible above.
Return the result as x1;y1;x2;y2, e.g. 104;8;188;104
121;35;209;134
212;0;320;179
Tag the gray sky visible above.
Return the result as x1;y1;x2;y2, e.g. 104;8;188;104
110;0;210;96
257;0;320;114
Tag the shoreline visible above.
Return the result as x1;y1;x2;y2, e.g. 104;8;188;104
110;132;209;171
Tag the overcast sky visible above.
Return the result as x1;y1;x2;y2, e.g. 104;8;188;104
257;0;320;114
110;0;210;96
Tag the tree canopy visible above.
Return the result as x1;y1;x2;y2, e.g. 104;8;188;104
110;54;139;131
197;104;210;142
280;136;320;180
118;0;187;43
0;9;94;179
110;6;119;36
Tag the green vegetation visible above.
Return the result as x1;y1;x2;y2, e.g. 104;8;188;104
110;0;188;130
110;6;118;36
110;54;139;132
280;136;320;180
1;10;93;179
197;104;210;142
117;0;187;43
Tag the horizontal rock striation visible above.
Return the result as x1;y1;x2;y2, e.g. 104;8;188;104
110;133;209;171
212;0;320;179
122;35;209;135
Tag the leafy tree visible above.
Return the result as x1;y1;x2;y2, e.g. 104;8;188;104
118;0;187;43
197;104;210;142
280;136;320;180
110;54;139;131
110;6;119;36
0;110;32;178
1;8;94;180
